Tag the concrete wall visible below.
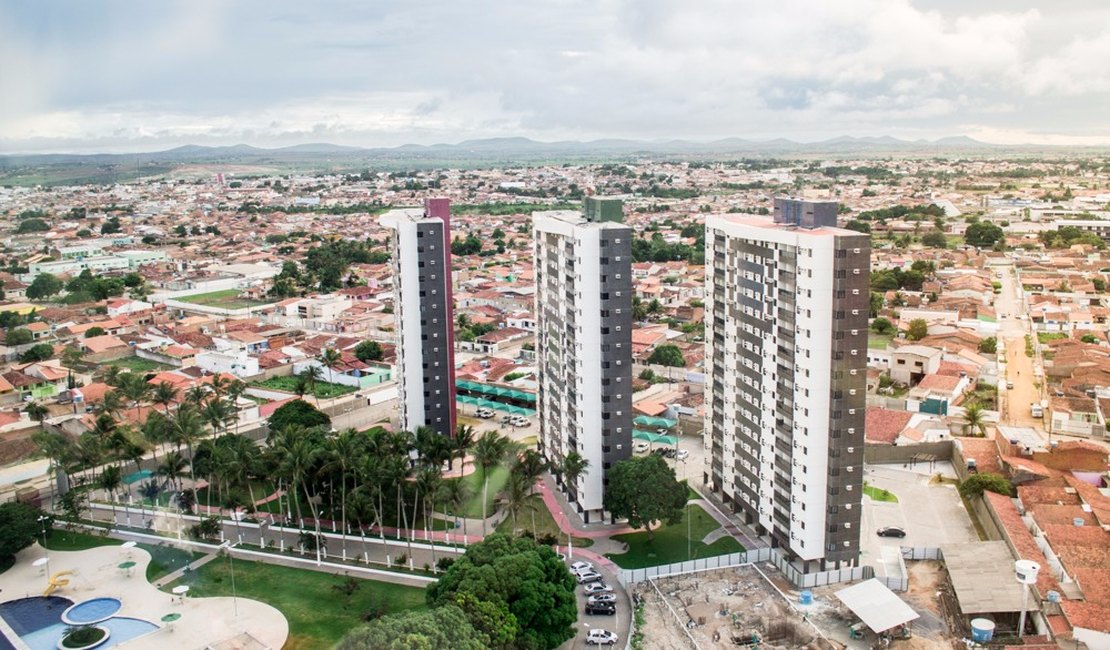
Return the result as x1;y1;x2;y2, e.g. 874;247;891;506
863;440;955;466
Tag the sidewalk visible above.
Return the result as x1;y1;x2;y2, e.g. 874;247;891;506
152;551;219;588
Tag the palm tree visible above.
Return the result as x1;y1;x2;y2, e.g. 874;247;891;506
24;401;49;425
437;478;469;540
299;365;323;405
157;451;188;492
94;390;125;419
117;373;151;421
97;464;122;525
561;451;590;502
279;434;324;563
414;465;442;567
184;384;209;407
225;381;247;433
103;365;123;387
318;348;342;384
472;431;510;535
322;428;362;559
168;405;204;483
502;466;533;535
32;429;77;503
451;424;476;472
209;374;232;398
151;382;179;415
202;398;233;437
962;403;986;437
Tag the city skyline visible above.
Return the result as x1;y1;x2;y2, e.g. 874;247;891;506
4;1;1110;153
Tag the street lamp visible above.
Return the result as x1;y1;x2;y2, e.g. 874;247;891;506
37;515;50;558
219;541;239;617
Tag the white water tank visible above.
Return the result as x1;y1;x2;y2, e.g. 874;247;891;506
1015;560;1040;585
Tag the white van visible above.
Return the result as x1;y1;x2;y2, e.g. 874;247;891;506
1030;402;1044;418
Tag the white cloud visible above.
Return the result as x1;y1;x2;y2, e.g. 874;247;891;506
2;0;1110;152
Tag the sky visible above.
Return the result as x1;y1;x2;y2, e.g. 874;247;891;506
3;0;1110;153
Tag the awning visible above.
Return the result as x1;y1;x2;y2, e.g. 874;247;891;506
834;578;920;633
634;415;677;429
632;430;678;445
456;379;537;403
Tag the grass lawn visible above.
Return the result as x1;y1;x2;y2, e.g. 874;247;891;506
167;557;427;650
104;356;173;373
43;529;202;582
454;463;510;519
868;333;894;350
606;504;744;569
254;375;357;399
495;496;594;548
863;484;899;503
177;289;268;310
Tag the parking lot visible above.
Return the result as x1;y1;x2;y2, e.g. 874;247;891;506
860;464;978;569
559;558;632;648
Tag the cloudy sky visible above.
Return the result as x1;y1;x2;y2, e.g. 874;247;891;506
3;0;1110;153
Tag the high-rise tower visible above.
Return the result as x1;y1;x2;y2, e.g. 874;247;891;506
704;198;869;570
380;198;457;438
534;197;632;522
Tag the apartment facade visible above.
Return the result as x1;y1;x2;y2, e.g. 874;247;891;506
534;197;633;522
704;198;869;570
379;198;457;438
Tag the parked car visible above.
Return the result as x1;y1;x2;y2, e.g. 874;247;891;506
586;629;619;645
500;415;514;424
585;601;616;615
876;526;907;538
576;570;604;584
587;593;617;605
476;408;494;419
510;416;529;426
675;449;689;461
584;582;614;595
633;441;649;454
570;561;594;574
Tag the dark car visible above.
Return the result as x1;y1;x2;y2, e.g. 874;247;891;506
586;602;616;616
876;526;907;538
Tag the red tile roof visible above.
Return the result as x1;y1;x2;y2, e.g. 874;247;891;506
865;407;913;444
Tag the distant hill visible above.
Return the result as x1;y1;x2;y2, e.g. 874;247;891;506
1;133;1101;186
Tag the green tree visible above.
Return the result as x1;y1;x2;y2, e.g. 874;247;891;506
0;502;45;563
5;328;33;345
964;222;1004;248
921;231;948;248
978;337;997;354
472;431;511;536
339;604;488;650
84;326;106;338
961;403;986;436
604;455;686;540
1081;334;1100;344
871;317;893;335
16;218;50;233
426;534;576;650
267;399;330;435
27;273;64;300
958;472;1012;499
354;340;383;362
844;220;871;234
647;344;686;367
907;318;929;341
20;343;54;362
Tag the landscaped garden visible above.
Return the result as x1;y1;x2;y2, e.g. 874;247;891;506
863;483;899;503
453;462;510;519
495;495;593;548
167;557;427;650
43;529;201;581
254;375;357;399
605;504;744;569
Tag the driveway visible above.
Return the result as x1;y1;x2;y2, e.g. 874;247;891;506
860;465;978;568
558;558;632;650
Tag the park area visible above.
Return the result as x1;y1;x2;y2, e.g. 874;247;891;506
167;557;427;649
606;504;744;569
176;289;269;309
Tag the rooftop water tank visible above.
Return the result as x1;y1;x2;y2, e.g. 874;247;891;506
970;619;995;643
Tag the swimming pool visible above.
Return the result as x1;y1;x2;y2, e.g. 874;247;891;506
0;598;157;650
62;598;122;625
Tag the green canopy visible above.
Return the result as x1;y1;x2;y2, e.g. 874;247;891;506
634;415;677;429
633;430;678;445
455;379;537;403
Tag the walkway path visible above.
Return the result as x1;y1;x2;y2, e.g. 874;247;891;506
152;551;219;588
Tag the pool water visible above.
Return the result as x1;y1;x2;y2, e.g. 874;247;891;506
0;597;73;635
63;598;122;624
0;598;157;650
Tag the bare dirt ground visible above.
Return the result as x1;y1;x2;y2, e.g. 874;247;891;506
636;566;837;650
635;563;957;650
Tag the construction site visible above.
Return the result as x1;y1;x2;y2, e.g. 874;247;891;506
633;563;955;650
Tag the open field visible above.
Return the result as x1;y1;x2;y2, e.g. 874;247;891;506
103;356;174;373
253;375;357;399
176;289;269;309
166;556;427;650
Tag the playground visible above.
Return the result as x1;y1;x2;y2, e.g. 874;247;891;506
0;539;287;649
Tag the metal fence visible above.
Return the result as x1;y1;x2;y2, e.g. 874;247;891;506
617;547;871;590
901;546;943;561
